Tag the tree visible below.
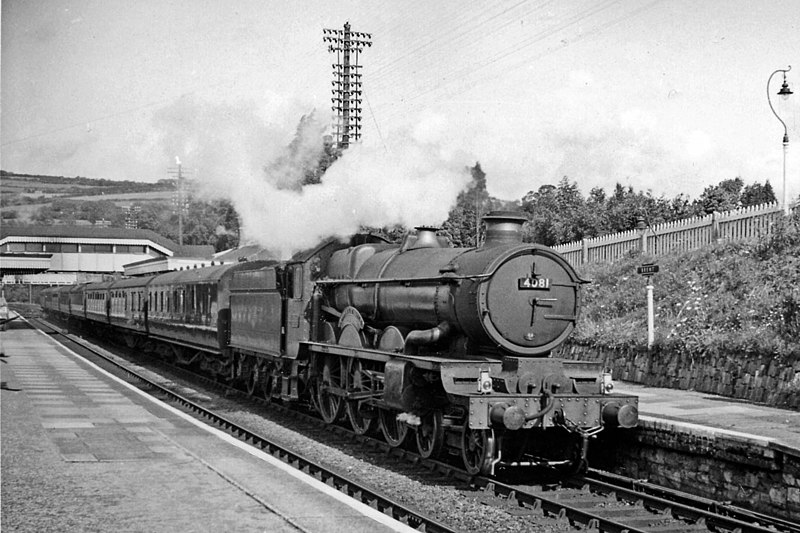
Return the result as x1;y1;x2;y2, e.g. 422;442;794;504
553;177;587;243
582;187;607;238
741;181;777;207
520;184;559;245
441;163;490;247
696;177;744;213
601;183;638;233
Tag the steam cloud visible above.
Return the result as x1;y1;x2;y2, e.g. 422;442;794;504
153;97;472;258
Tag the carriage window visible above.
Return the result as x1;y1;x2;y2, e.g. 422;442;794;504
209;285;218;312
200;285;209;315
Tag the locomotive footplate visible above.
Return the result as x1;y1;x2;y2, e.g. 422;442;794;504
467;393;639;431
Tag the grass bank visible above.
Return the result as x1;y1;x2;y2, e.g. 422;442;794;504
573;211;800;363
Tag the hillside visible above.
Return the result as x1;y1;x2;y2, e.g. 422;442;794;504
0;172;239;252
1;172;173;223
574;211;800;361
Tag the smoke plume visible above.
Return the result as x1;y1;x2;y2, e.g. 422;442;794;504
153;97;472;258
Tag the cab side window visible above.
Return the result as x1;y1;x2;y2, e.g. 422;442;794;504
292;265;303;299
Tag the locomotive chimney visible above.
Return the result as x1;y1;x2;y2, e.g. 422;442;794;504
409;226;441;249
482;211;527;248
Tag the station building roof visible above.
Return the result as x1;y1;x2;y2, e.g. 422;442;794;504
0;225;214;283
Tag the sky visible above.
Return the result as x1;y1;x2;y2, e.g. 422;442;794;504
2;0;799;231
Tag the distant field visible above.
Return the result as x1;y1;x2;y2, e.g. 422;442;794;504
1;173;175;223
1;192;174;223
2;177;99;191
63;191;174;202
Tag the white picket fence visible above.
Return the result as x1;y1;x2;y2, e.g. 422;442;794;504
553;202;796;266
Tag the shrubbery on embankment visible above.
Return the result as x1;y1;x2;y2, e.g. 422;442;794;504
556;211;800;407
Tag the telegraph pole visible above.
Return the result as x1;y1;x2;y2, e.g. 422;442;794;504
323;22;372;150
168;158;190;246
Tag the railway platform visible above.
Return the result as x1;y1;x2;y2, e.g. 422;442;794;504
0;316;416;533
612;382;800;518
615;382;800;455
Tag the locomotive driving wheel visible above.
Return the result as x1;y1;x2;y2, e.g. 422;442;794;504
462;427;496;476
244;358;258;396
379;408;408;447
345;359;374;435
316;356;344;424
259;361;275;402
415;410;444;459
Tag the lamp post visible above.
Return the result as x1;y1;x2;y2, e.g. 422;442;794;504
635;215;647;254
767;65;793;215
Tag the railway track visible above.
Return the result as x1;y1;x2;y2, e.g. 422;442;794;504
28;311;800;533
473;474;799;533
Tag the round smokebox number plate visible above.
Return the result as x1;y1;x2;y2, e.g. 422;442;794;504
484;251;576;353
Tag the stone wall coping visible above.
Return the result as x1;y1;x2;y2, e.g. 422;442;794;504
639;415;800;460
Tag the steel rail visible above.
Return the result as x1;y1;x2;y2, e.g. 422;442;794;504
472;473;793;533
584;469;800;533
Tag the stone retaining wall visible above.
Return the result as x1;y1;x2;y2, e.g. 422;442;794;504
591;419;800;521
556;342;800;409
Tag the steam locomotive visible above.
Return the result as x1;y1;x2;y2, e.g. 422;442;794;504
41;211;638;475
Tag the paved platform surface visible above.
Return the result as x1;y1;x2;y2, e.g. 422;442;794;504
616;382;800;454
0;318;416;533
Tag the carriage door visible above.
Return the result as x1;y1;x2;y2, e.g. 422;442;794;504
282;263;308;359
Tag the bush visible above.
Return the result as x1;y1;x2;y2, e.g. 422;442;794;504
573;218;800;361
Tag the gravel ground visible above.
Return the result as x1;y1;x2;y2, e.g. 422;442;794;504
208;397;571;533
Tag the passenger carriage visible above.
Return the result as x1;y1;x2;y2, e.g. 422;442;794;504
68;283;88;320
84;281;115;325
144;263;259;370
108;277;150;336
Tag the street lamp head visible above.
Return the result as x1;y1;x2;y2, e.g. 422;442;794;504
778;76;793;100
